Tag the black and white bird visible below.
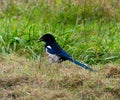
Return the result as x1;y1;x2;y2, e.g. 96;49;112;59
38;33;96;72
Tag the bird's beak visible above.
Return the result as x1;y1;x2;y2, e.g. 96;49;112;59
37;38;42;42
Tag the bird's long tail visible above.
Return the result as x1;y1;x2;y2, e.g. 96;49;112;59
68;58;96;72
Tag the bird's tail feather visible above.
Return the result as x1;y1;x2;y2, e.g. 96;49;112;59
68;58;96;72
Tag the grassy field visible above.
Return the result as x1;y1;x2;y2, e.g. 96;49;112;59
0;0;120;63
0;54;120;99
0;0;120;99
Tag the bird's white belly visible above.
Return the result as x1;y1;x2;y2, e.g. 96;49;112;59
46;47;60;63
47;53;60;63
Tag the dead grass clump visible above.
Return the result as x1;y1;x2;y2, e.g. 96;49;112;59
75;89;101;100
0;76;30;89
106;67;120;78
31;89;73;100
7;90;23;99
104;86;120;98
47;79;60;89
50;91;72;100
86;79;104;89
0;75;47;89
0;53;29;70
59;73;87;89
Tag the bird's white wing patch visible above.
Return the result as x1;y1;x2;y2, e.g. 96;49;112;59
46;45;52;54
47;45;52;49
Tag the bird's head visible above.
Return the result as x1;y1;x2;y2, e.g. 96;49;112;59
38;33;56;43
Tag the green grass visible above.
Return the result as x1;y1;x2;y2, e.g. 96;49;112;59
0;1;120;63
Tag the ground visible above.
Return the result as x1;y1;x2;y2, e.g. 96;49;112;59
0;54;120;100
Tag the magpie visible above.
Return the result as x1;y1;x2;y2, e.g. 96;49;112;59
38;33;96;72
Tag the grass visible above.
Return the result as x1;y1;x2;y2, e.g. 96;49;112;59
0;54;120;99
0;0;120;99
0;0;120;64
